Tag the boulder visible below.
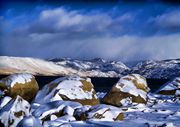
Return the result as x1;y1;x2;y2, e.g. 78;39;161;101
34;76;99;105
44;115;75;127
86;104;124;121
0;96;31;127
0;96;12;108
74;106;91;121
74;104;124;121
0;73;39;101
102;74;150;107
156;77;180;96
17;116;42;127
32;100;81;123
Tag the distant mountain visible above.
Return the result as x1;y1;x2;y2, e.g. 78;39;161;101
0;56;130;77
131;59;180;79
50;57;129;74
0;56;180;79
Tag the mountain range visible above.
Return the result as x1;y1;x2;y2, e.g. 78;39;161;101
0;56;179;79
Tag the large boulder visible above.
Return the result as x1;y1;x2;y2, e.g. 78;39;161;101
32;100;81;124
34;76;99;106
0;73;39;101
156;77;180;96
0;96;31;127
102;74;150;107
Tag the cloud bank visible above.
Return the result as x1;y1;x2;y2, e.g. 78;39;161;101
0;4;180;62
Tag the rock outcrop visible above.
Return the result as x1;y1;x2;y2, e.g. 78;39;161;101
0;73;39;101
156;77;180;96
32;100;81;123
86;104;124;121
0;96;31;127
102;74;150;107
34;76;99;106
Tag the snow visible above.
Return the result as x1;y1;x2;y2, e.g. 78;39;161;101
63;106;74;116
17;116;42;127
32;100;82;120
1;88;180;127
0;96;31;127
120;97;132;106
55;80;94;100
175;90;180;96
34;76;97;104
87;104;123;121
156;77;180;95
96;92;106;100
0;73;33;87
115;74;148;100
0;56;130;77
0;56;77;76
0;57;180;126
45;115;75;127
132;59;180;79
0;96;12;108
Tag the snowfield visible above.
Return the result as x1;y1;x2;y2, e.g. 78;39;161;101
0;56;180;127
1;93;179;127
0;56;129;77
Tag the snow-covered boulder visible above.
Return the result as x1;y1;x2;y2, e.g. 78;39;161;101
0;73;39;101
17;116;42;127
74;104;124;121
44;115;75;127
102;74;150;107
34;76;99;105
156;77;180;96
0;96;31;127
32;100;81;123
74;106;91;121
0;96;12;108
86;104;124;121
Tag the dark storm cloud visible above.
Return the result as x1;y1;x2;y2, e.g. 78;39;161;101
0;4;180;62
154;10;180;33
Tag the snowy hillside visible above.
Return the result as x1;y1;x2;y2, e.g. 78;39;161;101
131;59;180;79
0;56;77;76
0;56;180;79
0;56;130;77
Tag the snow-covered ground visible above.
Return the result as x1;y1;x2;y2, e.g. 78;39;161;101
1;93;180;127
0;74;180;127
0;56;180;127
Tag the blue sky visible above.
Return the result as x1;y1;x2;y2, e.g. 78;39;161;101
0;1;180;62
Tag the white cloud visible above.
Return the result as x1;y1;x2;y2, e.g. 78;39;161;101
25;7;135;35
2;32;180;62
155;10;180;29
1;7;180;61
